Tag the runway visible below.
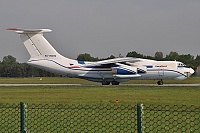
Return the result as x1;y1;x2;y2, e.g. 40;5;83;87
0;84;199;86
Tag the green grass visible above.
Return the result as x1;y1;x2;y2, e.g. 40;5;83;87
0;86;199;105
0;77;199;84
0;77;199;105
0;77;97;84
125;76;200;84
0;77;199;132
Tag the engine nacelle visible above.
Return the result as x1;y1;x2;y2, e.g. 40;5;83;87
137;66;147;74
112;66;137;75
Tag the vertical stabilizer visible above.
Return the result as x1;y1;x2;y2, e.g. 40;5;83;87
7;28;60;60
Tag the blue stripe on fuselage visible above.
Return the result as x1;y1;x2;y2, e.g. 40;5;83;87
146;65;153;68
78;61;85;64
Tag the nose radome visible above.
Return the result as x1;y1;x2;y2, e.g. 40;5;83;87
190;68;195;75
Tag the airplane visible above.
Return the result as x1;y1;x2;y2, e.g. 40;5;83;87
7;28;195;85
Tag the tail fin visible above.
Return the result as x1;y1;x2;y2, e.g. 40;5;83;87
7;28;60;60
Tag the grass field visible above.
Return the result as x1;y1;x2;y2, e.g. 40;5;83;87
0;78;199;132
0;85;199;106
0;76;199;84
0;77;199;105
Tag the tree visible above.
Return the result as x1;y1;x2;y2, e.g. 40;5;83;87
2;55;17;64
165;51;179;61
77;53;99;61
154;52;163;60
1;55;19;77
195;55;200;67
195;55;200;76
0;55;57;77
126;51;144;58
108;55;115;59
100;55;116;61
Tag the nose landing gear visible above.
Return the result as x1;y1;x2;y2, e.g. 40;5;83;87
157;79;163;85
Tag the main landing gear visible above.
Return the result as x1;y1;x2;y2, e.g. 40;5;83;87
111;81;120;85
102;81;120;85
157;79;163;85
102;81;110;85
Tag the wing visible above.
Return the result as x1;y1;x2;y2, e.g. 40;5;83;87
81;57;141;67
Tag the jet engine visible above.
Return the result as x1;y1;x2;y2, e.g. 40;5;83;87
112;66;137;75
137;66;147;74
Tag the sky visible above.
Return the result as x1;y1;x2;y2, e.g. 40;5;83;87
1;0;200;62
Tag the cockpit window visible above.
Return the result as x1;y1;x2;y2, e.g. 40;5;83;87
177;63;188;68
181;63;186;66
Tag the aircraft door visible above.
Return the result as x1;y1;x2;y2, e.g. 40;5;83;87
158;68;164;76
98;71;103;78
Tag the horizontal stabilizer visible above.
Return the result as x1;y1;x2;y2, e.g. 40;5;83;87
7;28;52;34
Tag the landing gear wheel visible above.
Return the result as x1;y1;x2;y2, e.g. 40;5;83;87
102;81;110;85
111;81;120;85
157;80;163;85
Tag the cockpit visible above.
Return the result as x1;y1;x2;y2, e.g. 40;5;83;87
177;62;187;68
174;61;195;80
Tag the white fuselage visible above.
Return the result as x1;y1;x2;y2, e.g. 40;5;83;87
27;57;194;83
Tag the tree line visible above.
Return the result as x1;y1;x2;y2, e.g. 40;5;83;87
0;55;57;77
0;51;200;77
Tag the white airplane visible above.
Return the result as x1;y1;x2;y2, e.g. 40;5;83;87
8;28;194;85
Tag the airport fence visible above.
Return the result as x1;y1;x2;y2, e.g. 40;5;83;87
0;103;199;133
